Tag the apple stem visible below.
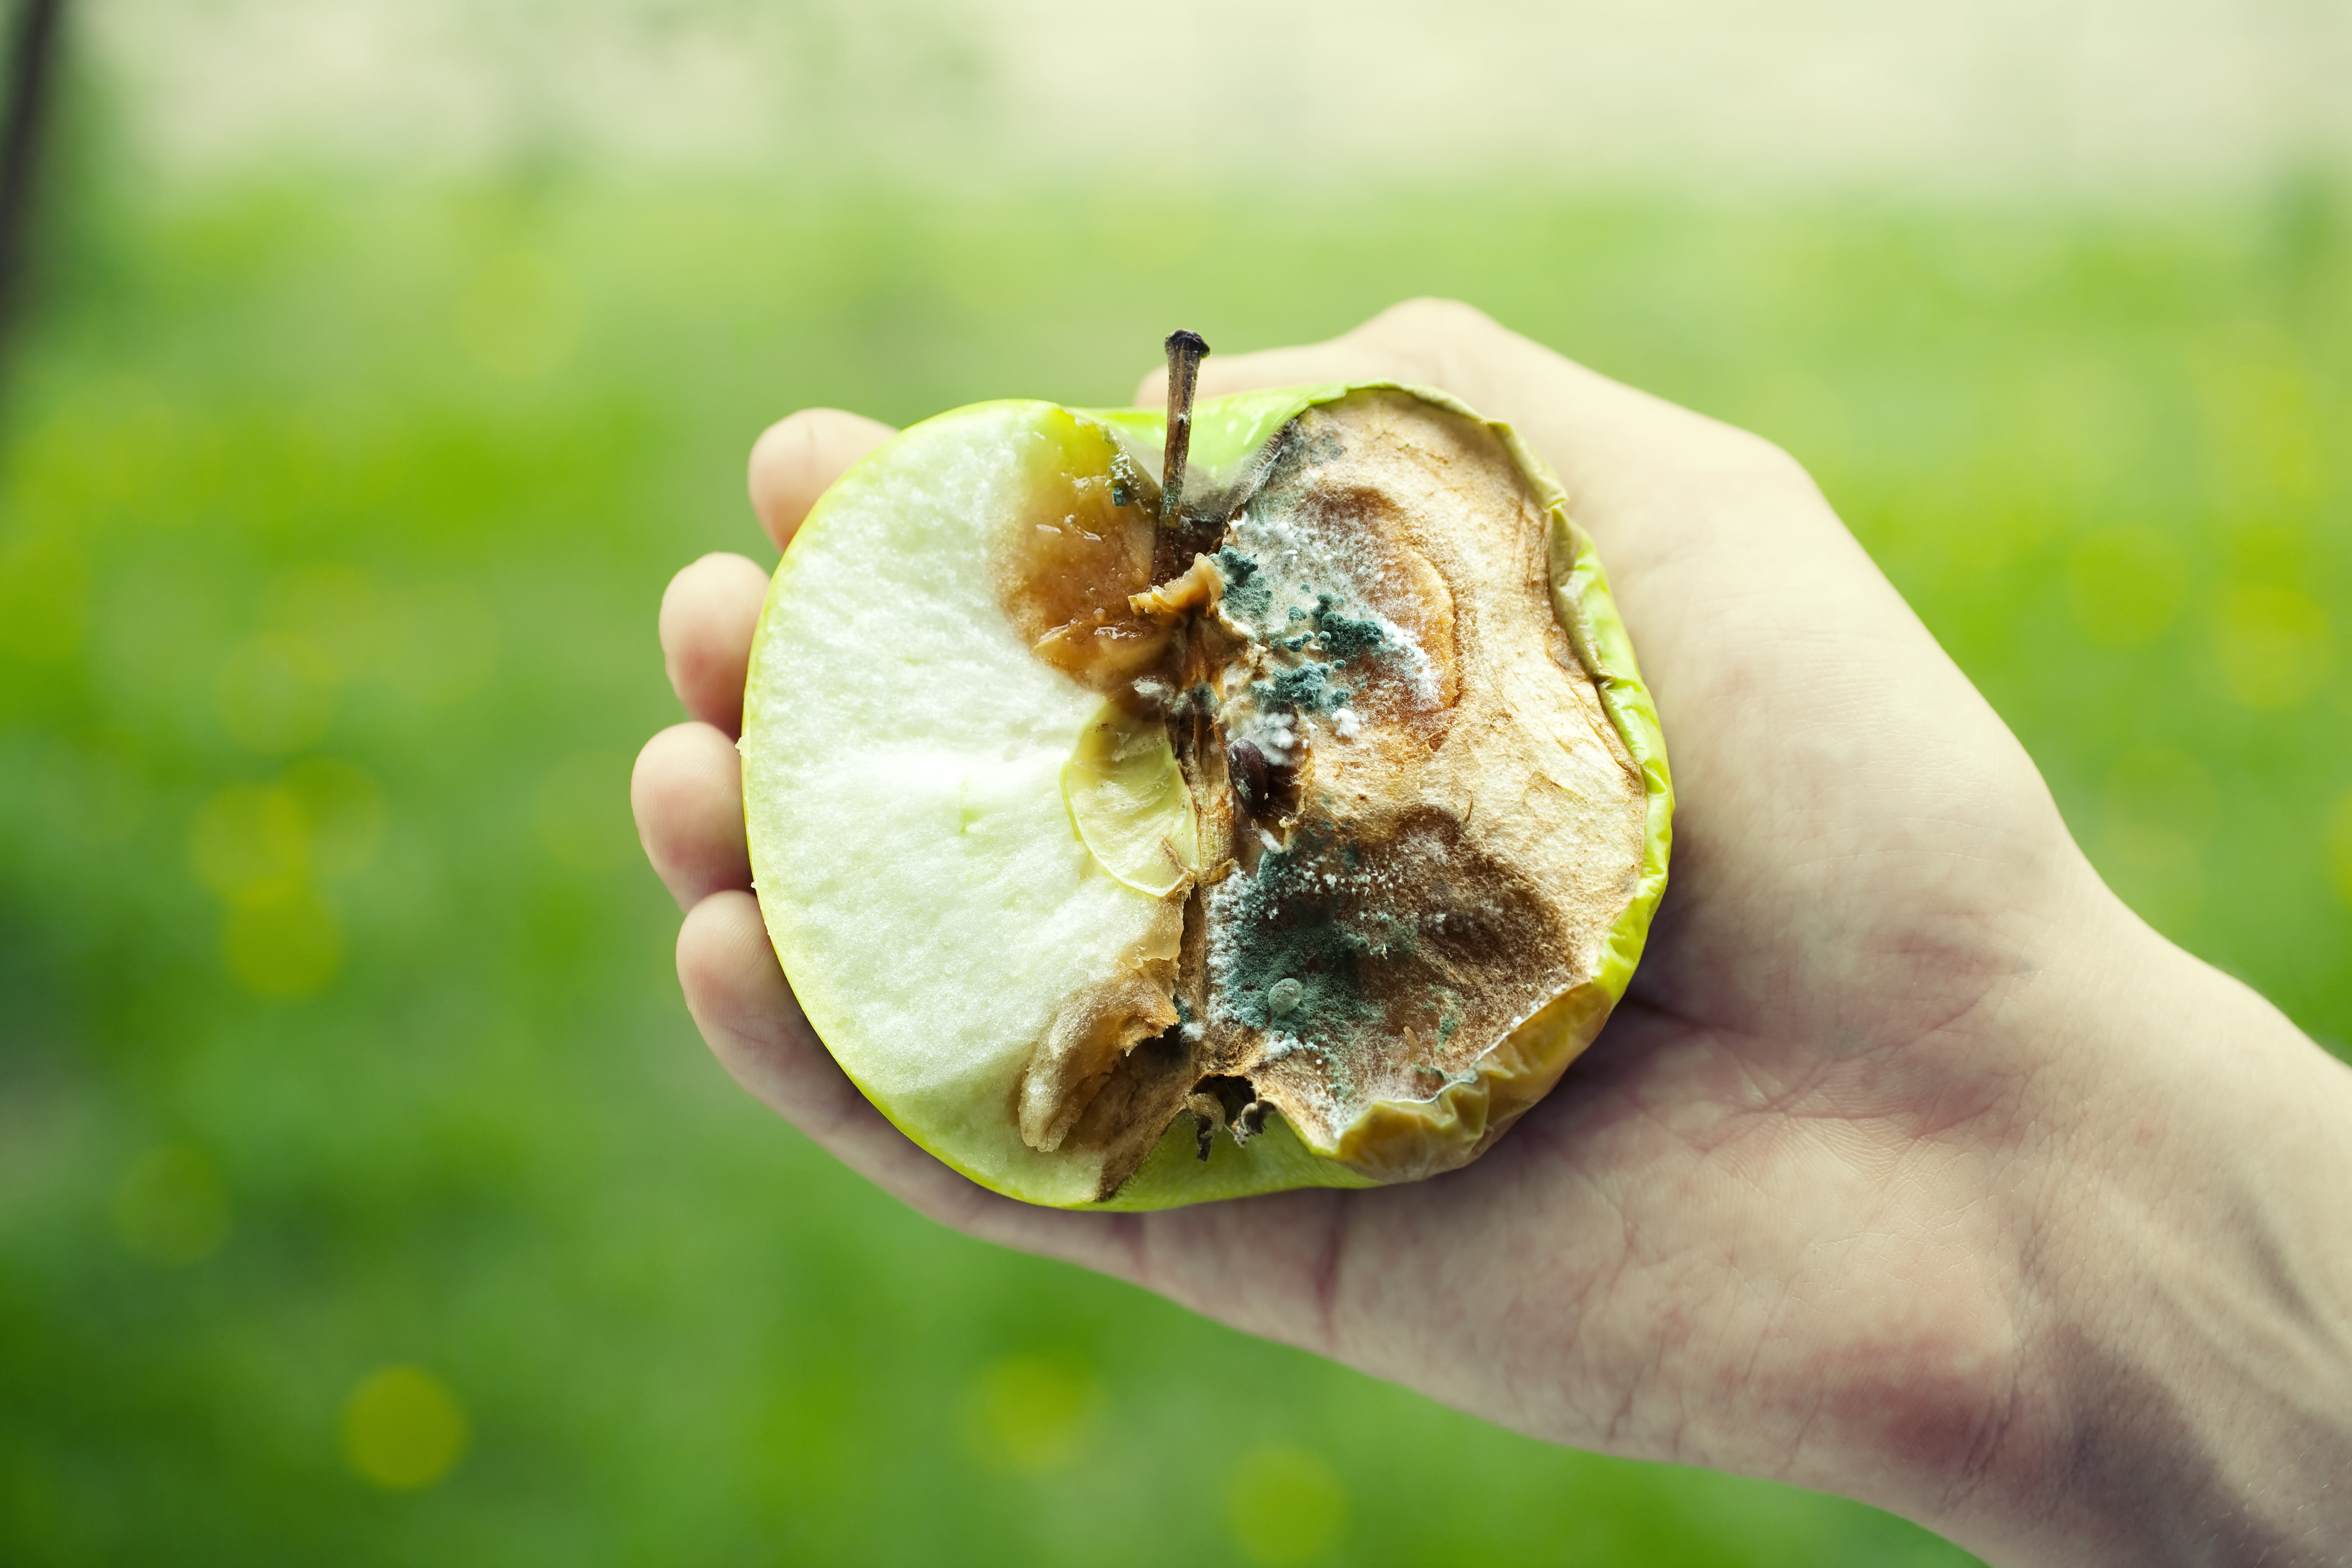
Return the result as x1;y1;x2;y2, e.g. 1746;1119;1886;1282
1159;329;1210;527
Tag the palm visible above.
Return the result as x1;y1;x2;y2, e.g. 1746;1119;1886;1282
635;303;2086;1521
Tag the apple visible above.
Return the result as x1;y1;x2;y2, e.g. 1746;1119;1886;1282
740;335;1671;1209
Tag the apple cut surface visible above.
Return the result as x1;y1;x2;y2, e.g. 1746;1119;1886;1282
743;384;1672;1210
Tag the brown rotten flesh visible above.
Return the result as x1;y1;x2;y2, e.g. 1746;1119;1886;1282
995;389;1651;1199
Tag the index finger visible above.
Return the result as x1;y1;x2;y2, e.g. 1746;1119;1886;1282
748;408;898;553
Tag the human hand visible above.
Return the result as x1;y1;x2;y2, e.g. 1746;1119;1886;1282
633;301;2352;1565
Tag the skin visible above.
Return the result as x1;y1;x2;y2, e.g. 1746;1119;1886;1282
633;301;2352;1565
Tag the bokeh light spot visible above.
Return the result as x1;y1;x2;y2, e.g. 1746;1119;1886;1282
959;1354;1102;1475
340;1366;469;1491
2066;527;2187;649
1224;1445;1347;1565
223;885;344;998
2214;584;2333;709
282;757;387;878
217;633;338;751
191;783;312;898
114;1145;231;1266
191;763;383;900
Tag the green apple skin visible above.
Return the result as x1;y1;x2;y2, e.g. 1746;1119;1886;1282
743;383;1673;1211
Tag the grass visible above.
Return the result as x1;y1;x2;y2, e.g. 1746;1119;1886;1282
0;159;2345;1565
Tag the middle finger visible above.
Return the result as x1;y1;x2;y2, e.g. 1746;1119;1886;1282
633;721;751;910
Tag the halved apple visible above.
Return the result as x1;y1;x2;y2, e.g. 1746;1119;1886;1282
741;379;1671;1209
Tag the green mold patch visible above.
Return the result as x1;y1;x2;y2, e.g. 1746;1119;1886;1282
1214;546;1273;622
1205;830;1414;1053
1252;663;1351;714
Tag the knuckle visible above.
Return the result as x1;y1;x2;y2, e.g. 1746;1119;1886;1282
1727;429;1818;491
1347;298;1504;395
1382;296;1491;334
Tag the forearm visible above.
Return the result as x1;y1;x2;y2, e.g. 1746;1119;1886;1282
1962;910;2352;1566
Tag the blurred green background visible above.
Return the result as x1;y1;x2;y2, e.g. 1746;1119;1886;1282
3;3;2349;1564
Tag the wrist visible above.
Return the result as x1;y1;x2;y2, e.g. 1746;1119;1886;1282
1955;897;2352;1566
